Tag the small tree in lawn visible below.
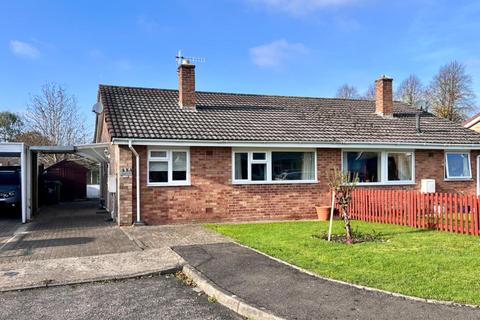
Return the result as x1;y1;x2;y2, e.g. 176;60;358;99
328;168;359;244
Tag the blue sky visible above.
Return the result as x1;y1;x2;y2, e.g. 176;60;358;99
1;0;480;133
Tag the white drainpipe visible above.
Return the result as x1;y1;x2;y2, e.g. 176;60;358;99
128;140;141;224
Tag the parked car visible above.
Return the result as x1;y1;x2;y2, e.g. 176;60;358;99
0;167;21;214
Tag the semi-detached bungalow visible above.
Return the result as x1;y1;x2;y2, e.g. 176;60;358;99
93;60;480;225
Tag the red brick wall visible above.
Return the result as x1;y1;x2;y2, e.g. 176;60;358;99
117;146;479;225
415;150;478;194
126;147;339;225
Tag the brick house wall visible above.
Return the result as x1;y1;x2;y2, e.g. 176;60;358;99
113;145;479;225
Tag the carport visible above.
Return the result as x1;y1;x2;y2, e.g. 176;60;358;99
0;143;29;223
0;142;110;224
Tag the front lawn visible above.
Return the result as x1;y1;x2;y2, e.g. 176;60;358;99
205;221;480;305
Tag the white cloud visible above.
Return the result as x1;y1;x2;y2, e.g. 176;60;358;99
249;39;308;68
9;40;40;59
249;0;358;15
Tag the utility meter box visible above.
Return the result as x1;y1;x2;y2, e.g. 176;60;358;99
108;175;117;193
421;179;435;193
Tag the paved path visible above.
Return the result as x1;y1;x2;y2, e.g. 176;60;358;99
0;248;183;291
173;242;480;320
122;224;231;249
0;275;241;320
0;201;139;264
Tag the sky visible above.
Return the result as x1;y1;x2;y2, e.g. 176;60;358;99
1;0;480;135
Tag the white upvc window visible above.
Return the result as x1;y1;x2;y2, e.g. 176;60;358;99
148;148;190;186
342;150;415;185
445;151;471;180
232;149;317;184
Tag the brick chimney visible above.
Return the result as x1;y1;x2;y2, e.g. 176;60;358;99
178;59;196;110
375;75;393;117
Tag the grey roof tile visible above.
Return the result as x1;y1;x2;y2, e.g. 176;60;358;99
99;85;480;146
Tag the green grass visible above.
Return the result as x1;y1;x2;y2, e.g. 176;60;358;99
205;220;480;305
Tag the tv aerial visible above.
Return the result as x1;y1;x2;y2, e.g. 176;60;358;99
176;50;206;65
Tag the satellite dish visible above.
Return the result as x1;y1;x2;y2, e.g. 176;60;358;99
92;101;104;114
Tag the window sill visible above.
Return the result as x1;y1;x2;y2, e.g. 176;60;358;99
147;182;191;187
232;180;318;185
444;178;473;182
356;181;416;187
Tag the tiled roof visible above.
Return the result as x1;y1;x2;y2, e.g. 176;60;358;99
99;85;480;146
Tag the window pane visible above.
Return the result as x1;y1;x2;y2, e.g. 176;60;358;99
251;163;267;181
149;161;168;183
388;152;413;181
234;153;248;180
447;153;470;178
252;152;266;160
172;152;187;181
272;152;315;181
345;152;380;183
151;151;167;158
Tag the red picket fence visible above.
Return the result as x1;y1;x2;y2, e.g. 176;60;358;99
342;189;480;236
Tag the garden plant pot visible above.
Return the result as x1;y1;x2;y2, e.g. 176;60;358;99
315;206;331;221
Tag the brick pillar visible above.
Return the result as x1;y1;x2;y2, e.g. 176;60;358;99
117;146;134;225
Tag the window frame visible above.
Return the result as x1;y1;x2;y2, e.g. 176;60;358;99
341;149;416;186
231;148;317;185
147;147;190;187
444;151;472;180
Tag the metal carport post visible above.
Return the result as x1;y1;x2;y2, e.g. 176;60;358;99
0;143;29;223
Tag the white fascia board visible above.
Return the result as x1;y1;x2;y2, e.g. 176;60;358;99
75;142;110;150
111;138;480;150
463;117;480;129
0;142;24;153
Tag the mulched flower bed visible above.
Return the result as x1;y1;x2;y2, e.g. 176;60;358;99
312;230;385;244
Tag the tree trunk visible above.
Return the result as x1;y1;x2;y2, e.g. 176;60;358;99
342;205;353;244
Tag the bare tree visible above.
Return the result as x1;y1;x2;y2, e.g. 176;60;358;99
25;83;88;164
0;111;23;142
362;84;375;100
396;74;425;108
328;168;359;244
15;131;52;146
427;61;475;122
336;84;360;99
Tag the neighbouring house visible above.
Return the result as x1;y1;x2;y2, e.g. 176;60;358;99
464;112;480;133
93;60;480;226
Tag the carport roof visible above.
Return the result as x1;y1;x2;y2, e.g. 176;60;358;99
28;143;109;163
0;142;25;154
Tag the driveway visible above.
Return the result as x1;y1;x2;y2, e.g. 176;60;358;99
0;202;228;291
0;218;21;247
0;201;140;264
173;242;480;320
0;275;241;320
